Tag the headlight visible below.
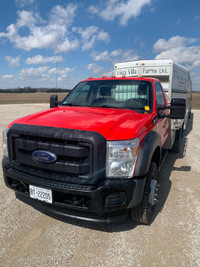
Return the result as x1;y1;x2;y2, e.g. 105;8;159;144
106;138;140;178
2;129;8;158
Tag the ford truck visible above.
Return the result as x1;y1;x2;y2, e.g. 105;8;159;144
2;76;186;224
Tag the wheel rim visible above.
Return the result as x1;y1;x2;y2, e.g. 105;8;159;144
148;179;158;206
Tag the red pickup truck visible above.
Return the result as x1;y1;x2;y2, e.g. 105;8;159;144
2;76;185;224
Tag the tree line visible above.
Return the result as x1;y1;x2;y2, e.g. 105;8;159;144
0;87;71;93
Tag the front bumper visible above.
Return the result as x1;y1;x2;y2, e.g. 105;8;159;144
2;157;145;223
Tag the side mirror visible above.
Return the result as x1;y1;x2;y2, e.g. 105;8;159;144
50;95;58;108
170;98;186;119
158;98;186;119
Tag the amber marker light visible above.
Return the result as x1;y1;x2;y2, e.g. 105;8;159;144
102;75;106;78
88;76;93;79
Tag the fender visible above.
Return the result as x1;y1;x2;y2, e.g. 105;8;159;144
135;131;161;177
129;131;161;208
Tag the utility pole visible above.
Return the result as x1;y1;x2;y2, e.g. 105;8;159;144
56;61;58;89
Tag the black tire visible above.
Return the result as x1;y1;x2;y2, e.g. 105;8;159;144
131;162;158;225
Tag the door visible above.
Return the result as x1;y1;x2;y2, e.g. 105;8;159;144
155;82;170;147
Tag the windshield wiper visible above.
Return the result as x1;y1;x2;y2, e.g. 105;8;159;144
125;106;145;110
94;105;123;109
62;103;81;106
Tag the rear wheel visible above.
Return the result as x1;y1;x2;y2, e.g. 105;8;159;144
131;162;158;225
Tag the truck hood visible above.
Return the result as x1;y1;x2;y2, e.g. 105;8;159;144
8;106;153;140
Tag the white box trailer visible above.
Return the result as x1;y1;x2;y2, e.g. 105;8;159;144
114;59;192;152
114;59;192;127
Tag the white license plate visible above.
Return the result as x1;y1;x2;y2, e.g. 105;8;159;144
29;185;52;203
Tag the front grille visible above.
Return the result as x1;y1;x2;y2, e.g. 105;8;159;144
8;124;106;184
13;136;91;175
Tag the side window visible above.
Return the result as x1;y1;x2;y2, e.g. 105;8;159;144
155;82;165;106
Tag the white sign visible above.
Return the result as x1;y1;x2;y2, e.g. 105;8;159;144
141;66;170;76
115;68;138;77
115;66;170;77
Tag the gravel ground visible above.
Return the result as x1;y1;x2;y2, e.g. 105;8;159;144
0;104;200;267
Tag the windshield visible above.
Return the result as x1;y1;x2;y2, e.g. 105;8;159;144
62;80;153;112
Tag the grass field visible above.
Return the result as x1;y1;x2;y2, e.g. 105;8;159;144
0;93;67;104
0;92;199;109
191;92;200;109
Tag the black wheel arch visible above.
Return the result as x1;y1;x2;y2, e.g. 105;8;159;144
135;131;161;177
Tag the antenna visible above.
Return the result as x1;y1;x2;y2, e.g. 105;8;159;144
56;61;58;89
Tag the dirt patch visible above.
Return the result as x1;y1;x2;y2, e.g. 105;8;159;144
0;105;199;266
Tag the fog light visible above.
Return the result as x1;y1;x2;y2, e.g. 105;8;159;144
105;192;125;206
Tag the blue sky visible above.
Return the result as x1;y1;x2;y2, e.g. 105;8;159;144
0;0;200;90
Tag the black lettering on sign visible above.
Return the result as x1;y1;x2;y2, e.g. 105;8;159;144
159;67;169;74
143;68;158;74
128;68;137;75
116;70;127;76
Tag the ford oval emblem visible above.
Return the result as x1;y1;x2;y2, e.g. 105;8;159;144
32;150;57;163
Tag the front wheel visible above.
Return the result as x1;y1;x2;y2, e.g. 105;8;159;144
131;162;158;225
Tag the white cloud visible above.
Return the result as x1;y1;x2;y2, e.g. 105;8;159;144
154;36;197;52
97;31;110;43
57;73;71;83
5;65;75;88
19;66;49;81
25;55;63;65
15;0;35;7
91;49;139;63
91;50;109;62
16;10;37;28
192;75;200;89
48;67;74;75
0;4;79;53
0;74;17;88
154;35;200;69
88;0;151;26
1;74;15;80
55;38;79;53
50;4;77;26
0;65;76;88
119;49;140;62
0;4;108;54
50;67;75;84
87;63;104;75
88;6;98;15
73;26;110;51
5;56;21;67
